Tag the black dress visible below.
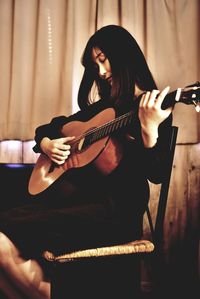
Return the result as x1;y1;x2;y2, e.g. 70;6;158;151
0;99;173;261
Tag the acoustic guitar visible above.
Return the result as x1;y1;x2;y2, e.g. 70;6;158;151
28;83;200;195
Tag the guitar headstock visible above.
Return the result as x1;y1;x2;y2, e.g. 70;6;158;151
177;81;200;112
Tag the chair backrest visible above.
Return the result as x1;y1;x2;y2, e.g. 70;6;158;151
146;126;178;245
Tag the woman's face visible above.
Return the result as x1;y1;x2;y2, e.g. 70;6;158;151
91;47;112;85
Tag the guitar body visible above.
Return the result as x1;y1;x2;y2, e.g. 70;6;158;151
28;108;123;195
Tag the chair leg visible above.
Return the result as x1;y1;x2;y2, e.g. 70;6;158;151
50;256;141;299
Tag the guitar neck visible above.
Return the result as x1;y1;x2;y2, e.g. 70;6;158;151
81;110;133;148
80;85;200;149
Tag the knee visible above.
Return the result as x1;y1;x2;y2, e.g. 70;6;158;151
0;232;12;264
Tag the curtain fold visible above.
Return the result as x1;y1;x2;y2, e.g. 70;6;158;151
0;0;199;142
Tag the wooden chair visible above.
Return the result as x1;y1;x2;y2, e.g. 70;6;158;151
43;126;178;299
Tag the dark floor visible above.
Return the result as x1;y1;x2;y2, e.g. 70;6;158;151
0;291;8;299
0;283;199;299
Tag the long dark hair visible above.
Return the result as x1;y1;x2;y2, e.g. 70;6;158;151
78;25;157;110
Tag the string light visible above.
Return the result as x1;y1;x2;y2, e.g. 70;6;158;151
47;8;53;65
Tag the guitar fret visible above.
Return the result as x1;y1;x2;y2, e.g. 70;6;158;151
104;124;110;135
80;111;134;150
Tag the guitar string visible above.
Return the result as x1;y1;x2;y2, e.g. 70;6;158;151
68;86;200;149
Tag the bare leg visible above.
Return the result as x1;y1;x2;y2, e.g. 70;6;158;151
0;271;25;299
0;232;50;299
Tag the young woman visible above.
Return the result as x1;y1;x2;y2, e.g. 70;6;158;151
0;25;172;299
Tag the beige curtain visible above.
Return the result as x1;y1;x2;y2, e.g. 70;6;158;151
0;0;199;142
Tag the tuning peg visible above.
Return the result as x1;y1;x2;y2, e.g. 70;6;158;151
192;100;200;112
